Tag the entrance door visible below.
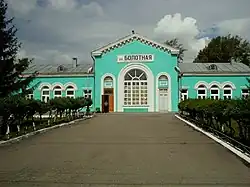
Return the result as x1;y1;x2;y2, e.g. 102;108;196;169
102;88;114;113
159;89;168;112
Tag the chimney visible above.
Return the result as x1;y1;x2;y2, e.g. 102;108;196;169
72;57;78;68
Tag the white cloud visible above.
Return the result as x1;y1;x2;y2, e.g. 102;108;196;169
154;13;250;61
154;13;209;60
7;0;250;64
216;18;250;40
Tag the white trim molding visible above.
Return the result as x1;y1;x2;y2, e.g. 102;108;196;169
183;73;250;76
156;72;172;112
101;73;116;112
221;81;236;89
38;83;52;90
23;74;94;78
194;81;209;89
64;82;78;90
91;33;179;56
240;86;248;89
51;82;65;90
118;63;154;112
208;81;222;89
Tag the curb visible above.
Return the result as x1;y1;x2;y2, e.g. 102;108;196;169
175;114;250;164
0;116;93;146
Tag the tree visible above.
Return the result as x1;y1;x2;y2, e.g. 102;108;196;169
164;38;187;63
194;34;250;65
0;0;37;98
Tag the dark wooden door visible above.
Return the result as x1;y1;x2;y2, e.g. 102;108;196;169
109;95;114;112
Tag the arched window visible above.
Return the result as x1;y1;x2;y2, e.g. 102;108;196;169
159;75;167;80
41;86;50;103
124;69;147;106
210;85;220;100
223;85;232;99
104;76;113;88
53;86;62;98
66;86;75;98
158;75;168;87
57;65;65;72
197;85;207;99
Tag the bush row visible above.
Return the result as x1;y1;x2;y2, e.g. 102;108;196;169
0;96;92;140
178;98;250;146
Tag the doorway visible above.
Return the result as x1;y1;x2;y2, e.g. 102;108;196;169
102;88;114;113
158;88;168;112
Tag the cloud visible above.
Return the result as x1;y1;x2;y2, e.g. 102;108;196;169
153;13;250;61
154;13;210;60
7;0;250;64
47;0;77;11
8;0;36;15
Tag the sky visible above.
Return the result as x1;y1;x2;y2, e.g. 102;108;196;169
7;0;250;64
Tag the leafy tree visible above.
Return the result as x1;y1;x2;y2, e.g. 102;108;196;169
194;34;250;65
164;38;187;63
0;0;37;98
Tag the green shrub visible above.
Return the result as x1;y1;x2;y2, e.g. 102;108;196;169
0;96;92;139
179;98;250;145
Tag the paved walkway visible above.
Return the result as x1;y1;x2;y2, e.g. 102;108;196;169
0;113;249;186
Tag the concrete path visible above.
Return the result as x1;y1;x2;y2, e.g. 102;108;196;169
0;113;249;186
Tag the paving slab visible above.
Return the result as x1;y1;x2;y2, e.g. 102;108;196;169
0;113;249;186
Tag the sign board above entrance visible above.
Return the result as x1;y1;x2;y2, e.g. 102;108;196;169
117;54;154;63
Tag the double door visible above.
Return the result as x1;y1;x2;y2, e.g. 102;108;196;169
102;88;114;113
159;88;168;112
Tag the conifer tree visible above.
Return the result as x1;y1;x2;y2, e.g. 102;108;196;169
0;0;37;98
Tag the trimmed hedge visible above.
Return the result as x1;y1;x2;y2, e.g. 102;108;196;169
178;98;250;146
0;96;92;140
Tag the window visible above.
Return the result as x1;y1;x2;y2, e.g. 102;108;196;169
180;89;188;101
197;85;207;99
83;89;92;99
26;90;34;100
223;85;232;99
104;76;113;88
53;86;62;98
66;86;75;98
124;69;147;106
210;85;220;100
41;86;50;103
57;65;65;72
208;64;218;70
159;75;168;87
241;89;249;99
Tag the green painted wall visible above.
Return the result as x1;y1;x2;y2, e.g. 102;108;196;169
181;75;250;99
94;40;179;112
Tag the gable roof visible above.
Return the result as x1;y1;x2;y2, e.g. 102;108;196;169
23;63;94;76
179;62;250;74
91;32;179;56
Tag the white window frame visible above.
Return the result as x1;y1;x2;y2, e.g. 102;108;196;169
83;89;92;99
180;89;188;101
26;90;34;100
53;86;62;98
41;86;50;103
66;86;75;98
241;89;249;99
83;89;92;107
124;69;148;106
223;85;232;100
210;85;220;100
197;85;207;99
